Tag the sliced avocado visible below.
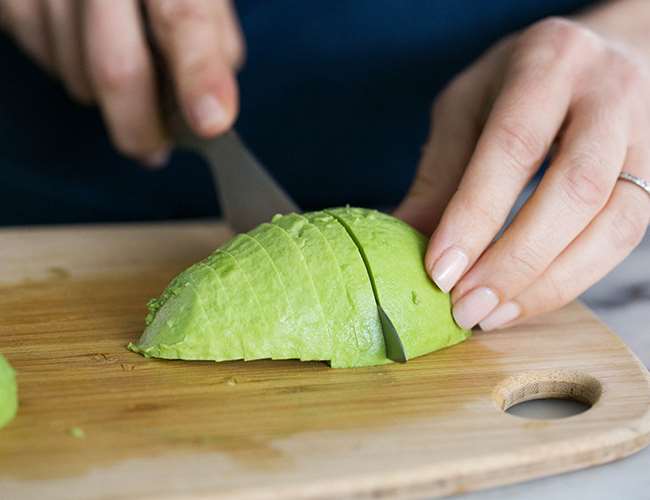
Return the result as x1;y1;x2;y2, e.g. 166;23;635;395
131;207;469;368
132;263;219;358
288;213;361;367
208;241;275;361
221;233;294;360
271;214;335;362
249;223;328;360
187;262;245;360
0;354;17;429
327;207;470;359
130;261;244;360
303;211;388;367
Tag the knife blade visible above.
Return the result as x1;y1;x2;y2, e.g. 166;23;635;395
179;129;299;233
378;304;407;363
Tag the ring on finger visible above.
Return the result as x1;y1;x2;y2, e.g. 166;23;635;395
618;171;650;198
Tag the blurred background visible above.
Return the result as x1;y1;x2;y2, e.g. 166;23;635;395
0;0;593;226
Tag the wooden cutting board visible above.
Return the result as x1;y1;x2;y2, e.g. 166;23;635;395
1;221;649;500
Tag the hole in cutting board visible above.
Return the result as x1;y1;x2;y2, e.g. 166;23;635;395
506;398;590;419
493;370;601;420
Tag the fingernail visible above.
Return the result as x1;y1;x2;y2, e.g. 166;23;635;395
452;287;499;330
143;149;170;169
193;94;227;132
430;247;469;293
479;301;520;331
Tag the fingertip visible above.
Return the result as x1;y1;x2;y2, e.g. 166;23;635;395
432;247;469;293
478;301;521;331
189;94;231;137
174;52;239;137
141;148;171;169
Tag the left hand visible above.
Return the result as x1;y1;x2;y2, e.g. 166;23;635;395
395;17;650;330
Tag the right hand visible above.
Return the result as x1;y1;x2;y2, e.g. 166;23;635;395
0;0;244;167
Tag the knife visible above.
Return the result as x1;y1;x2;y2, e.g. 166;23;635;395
172;126;299;233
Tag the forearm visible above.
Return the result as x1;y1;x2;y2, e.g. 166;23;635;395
577;0;650;62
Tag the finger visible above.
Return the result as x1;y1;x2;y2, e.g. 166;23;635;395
394;57;494;235
1;0;53;71
146;0;239;137
451;96;628;329
480;146;650;330
213;0;245;69
84;0;169;166
425;21;595;294
43;0;93;103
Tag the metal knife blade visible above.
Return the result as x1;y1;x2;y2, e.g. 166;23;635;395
378;304;407;363
185;130;299;233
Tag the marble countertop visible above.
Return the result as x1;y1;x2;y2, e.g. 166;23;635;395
456;232;650;500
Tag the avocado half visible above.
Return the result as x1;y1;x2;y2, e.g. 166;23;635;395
0;354;17;429
129;208;470;368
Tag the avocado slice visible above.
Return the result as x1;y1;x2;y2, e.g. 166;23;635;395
131;260;245;360
271;214;337;362
0;354;17;429
327;207;470;359
133;262;220;358
303;211;387;367
285;213;363;368
249;223;328;361
220;234;293;360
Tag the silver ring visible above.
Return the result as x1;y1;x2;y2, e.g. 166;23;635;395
618;172;650;197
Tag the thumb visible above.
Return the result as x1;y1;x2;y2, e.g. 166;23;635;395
394;106;478;235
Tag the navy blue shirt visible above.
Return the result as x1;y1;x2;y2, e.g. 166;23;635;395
0;0;594;225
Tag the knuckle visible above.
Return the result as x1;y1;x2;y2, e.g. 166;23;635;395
492;120;546;175
459;194;504;230
543;271;572;308
608;53;649;100
93;53;146;92
432;87;457;122
412;164;438;196
533;17;593;54
535;17;584;44
154;0;205;30
515;18;597;71
506;241;544;280
433;73;472;120
560;154;611;211
609;202;648;251
223;31;245;68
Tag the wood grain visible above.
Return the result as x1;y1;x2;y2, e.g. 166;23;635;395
0;221;648;500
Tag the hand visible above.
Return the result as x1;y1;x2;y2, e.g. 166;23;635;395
0;0;244;167
395;17;650;331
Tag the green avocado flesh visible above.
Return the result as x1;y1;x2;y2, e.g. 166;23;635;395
0;354;17;429
326;207;470;359
129;208;470;367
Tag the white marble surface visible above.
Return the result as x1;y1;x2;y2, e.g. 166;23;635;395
455;232;650;499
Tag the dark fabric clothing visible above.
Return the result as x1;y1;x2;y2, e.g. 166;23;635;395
0;0;594;225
